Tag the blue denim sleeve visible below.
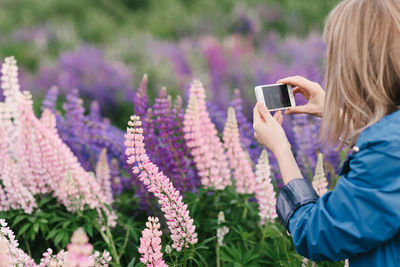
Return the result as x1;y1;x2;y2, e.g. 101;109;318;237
275;178;319;230
280;141;400;261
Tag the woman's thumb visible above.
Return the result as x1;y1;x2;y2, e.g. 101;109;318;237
257;102;273;121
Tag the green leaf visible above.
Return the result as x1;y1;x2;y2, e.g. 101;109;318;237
85;224;93;237
33;222;39;233
47;228;59;240
18;223;31;236
11;215;27;227
54;232;65;246
127;257;136;267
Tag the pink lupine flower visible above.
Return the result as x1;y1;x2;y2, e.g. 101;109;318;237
64;228;95;267
254;150;277;224
39;248;67;267
183;79;231;190
39;243;111;267
312;153;328;196
125;115;198;251
222;107;256;194
0;236;12;267
138;217;168;267
0;121;36;213
90;250;112;267
0;219;36;266
96;149;113;204
0;57;113;219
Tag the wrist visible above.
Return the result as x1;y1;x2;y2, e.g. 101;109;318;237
273;143;293;160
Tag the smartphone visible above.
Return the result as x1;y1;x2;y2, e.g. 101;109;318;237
254;83;296;111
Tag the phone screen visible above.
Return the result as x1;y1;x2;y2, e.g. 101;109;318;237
262;84;291;109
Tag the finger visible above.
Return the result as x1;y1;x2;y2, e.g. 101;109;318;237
253;104;263;125
285;105;310;115
292;87;310;99
257;102;273;122
277;76;317;93
273;110;281;121
277;113;283;125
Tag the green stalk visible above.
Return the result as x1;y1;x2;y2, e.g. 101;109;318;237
118;226;130;259
216;242;221;267
105;225;121;265
242;198;248;220
24;237;32;256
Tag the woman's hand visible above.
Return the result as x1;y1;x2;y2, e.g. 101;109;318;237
278;76;325;117
253;103;303;184
253;103;291;156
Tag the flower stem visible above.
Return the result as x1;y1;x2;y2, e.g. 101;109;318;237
105;225;120;265
216;242;221;267
242;198;248;220
24;237;32;256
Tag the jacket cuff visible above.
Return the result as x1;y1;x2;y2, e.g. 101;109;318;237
276;178;319;232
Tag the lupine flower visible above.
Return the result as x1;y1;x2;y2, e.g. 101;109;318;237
229;89;261;162
41;86;126;193
0;57;112;217
138;217;168;267
39;240;111;267
96;149;113;204
217;211;229;247
148;87;199;192
64;228;95;267
206;101;227;133
90;250;112;267
110;158;124;195
0;219;36;266
125;115;198;251
39;249;67;267
201;37;229;108
312;153;328;196
183;80;231;190
254;150;277;224
0;236;12;267
133;74;149;129
223;107;256;194
41;86;59;114
291;114;318;174
301;257;316;267
34;46;134;113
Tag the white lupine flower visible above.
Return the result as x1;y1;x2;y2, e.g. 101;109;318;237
217;211;229;246
312;153;328;196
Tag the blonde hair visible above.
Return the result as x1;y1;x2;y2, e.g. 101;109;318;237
321;0;400;147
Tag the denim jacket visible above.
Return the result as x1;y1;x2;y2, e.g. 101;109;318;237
276;109;400;267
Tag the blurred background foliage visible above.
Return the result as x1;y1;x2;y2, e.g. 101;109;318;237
0;0;339;127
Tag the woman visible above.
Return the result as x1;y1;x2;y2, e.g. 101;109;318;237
253;0;400;266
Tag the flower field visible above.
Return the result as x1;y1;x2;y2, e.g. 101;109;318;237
0;0;348;266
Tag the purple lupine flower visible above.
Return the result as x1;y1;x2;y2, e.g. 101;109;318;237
229;89;261;162
206;102;227;134
151;41;192;86
41;86;59;114
133;74;149;131
34;46;134;115
110;158;124;195
202;37;229;109
291;114;318;175
61;88;92;170
149;88;200;192
42;87;126;195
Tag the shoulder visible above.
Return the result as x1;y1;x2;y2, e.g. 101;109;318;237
355;109;400;155
346;110;400;187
